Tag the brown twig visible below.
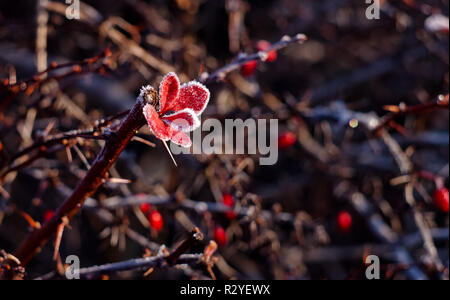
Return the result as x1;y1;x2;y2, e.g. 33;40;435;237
0;109;130;182
0;49;112;117
0;144;68;182
1;49;111;91
373;94;449;135
7;109;129;163
36;0;49;74
0;50;111;117
165;227;204;265
0;250;25;280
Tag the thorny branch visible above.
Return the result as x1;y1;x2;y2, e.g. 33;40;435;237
201;33;308;84
374;94;449;135
13;96;148;265
1;49;112;92
165;227;204;265
73;254;202;279
0;109;130;181
35;227;206;280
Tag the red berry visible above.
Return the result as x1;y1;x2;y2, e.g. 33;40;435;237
214;226;227;247
278;131;296;149
226;210;237;220
222;194;234;207
148;210;164;231
257;40;271;50
266;51;278;63
43;210;55;223
240;60;258;77
140;203;151;214
257;40;277;63
434;187;449;213
222;194;237;219
337;211;352;234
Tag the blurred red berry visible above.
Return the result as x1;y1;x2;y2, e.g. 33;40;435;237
223;194;237;219
148;210;164;231
278;131;296;149
240;60;258;77
434;187;449;213
257;40;278;62
226;210;237;220
337;211;352;234
266;51;278;63
256;40;271;50
214;226;227;247
140;203;151;214
223;194;234;207
43;210;55;223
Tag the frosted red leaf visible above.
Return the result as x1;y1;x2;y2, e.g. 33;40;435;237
162;109;200;132
159;72;180;112
142;72;210;147
171;131;192;148
143;104;171;141
164;82;210;115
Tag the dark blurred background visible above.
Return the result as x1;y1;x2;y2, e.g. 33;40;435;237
0;0;448;280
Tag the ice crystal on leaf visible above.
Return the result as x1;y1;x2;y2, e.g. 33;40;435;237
142;72;210;148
